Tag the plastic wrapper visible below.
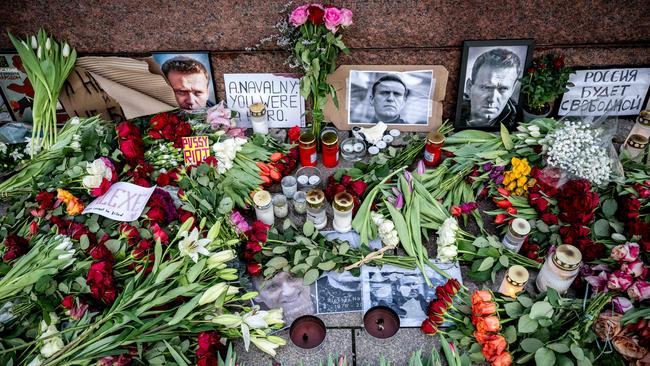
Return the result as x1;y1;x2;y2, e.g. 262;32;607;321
539;112;624;188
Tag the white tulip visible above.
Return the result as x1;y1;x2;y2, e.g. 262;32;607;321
27;356;43;366
45;37;51;50
62;43;70;57
31;36;38;49
437;245;458;262
37;46;42;59
378;220;395;235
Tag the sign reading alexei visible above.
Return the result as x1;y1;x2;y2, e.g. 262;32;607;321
558;67;650;116
224;73;305;128
83;182;156;222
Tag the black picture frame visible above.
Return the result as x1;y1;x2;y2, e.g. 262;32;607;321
454;39;534;131
554;64;650;118
151;51;218;110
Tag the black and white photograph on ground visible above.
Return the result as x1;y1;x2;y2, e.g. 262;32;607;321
315;271;362;314
252;271;317;324
152;52;217;111
361;262;463;327
455;40;534;131
348;70;434;125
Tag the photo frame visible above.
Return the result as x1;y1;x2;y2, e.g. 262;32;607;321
454;39;534;131
324;65;448;132
151;51;217;111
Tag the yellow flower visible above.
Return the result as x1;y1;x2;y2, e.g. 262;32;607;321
507;181;517;191
56;189;74;204
514;187;524;196
517;176;528;187
66;197;85;216
503;175;512;186
527;178;537;187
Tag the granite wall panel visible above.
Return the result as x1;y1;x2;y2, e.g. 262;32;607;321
1;0;648;118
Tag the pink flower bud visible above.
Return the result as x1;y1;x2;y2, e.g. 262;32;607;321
627;280;650;301
621;259;647;278
611;242;640;262
607;270;634;291
289;5;309;26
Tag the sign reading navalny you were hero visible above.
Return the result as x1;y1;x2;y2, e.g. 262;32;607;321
558;67;650;116
224;73;305;128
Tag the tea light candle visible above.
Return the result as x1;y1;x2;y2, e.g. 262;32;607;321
382;135;394;145
297;175;309;186
389;129;400;138
536;244;582;294
498;265;529;298
253;190;274;226
368;146;380;156
342;143;354;153
290;315;326;349
272;194;288;218
375;140;387;150
353;143;365;153
308;175;321;186
363;306;400;339
281;176;297;198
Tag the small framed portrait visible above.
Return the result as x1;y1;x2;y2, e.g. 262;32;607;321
348;70;434;126
455;40;534;131
152;52;217;111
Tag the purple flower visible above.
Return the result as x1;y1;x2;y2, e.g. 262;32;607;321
482;162;493;172
395;194;404;209
403;171;413;192
585;271;609;293
416;160;426;175
612;297;634;313
494;175;504;185
230;210;250;234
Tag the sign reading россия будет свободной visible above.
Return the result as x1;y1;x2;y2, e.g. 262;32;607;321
558;67;650;117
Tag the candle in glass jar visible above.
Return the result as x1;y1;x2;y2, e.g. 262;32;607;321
321;130;339;168
293;191;307;214
332;192;354;233
289;315;326;349
253;190;274;226
498;265;529;298
281;176;297;198
273;194;288;218
306;189;327;230
363;306;400;339
424;131;445;167
502;218;531;253
536;244;582;294
623;134;648;159
299;132;317;167
249;103;268;135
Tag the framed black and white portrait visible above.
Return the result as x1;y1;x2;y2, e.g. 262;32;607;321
152;52;217;111
348;70;434;126
455;40;534;131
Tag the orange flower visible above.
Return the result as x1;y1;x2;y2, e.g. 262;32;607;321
492;351;512;366
472;301;497;316
57;188;75;204
474;330;490;345
66;197;85;216
476;316;501;333
481;334;507;362
471;290;492;305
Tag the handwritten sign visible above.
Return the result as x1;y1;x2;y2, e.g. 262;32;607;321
83;182;156;222
182;136;210;165
558;67;650;116
224;73;305;128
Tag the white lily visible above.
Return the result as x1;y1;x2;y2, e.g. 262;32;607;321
178;228;211;263
243;311;269;329
251;337;281;356
262;308;284;326
207;250;235;268
211;314;242;327
199;283;227;305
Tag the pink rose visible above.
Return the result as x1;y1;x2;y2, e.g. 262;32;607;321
612;297;634;313
611;242;640;262
607;270;634;291
289;4;309;26
621;259;647;278
339;8;353;27
627;280;650;301
324;7;342;32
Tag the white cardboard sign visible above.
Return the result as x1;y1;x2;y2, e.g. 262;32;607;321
224;73;305;128
82;182;156;222
558;67;650;116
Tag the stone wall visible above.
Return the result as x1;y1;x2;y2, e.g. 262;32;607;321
1;0;648;118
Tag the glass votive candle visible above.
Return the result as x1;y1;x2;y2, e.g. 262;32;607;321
502;218;531;253
290;315;326;349
536;244;582;294
321;129;339;168
293;191;307;214
363;306;400;339
340;137;366;162
306;189;327;230
498;265;529;298
332;192;354;233
623;134;649;159
299;132;317;167
253;190;274;226
281;176;297;198
272;194;288;218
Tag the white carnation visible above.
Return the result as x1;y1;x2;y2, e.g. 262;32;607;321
82;174;102;189
378;220;395;235
437;245;458;262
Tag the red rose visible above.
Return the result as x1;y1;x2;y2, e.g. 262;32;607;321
151;223;169;244
119;224;140;241
557;180;599;224
246;241;263;253
442;278;461;295
203;156;218;167
427;299;447;316
90;178;112;197
90;244;113;261
420;318;438;334
197;355;218;366
288;126;301;143
161;124;175;140
146;207;166;223
148;130;163;139
149;113;169;131
35;191;56;210
175;122;192;137
61;295;74;309
132;239;153;259
2;235;29;262
246;262;262;276
307;4;325;24
178;209;195;224
540;212;558;225
559;225;590;244
349;180;368;196
120;139;144;162
116;121;140;139
527;67;536;74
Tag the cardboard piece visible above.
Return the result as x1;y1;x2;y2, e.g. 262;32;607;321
324;65;448;132
59;65;126;123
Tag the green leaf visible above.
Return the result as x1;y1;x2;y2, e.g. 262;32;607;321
500;123;513;150
186;259;205;283
518;295;534;308
594;219;610;237
317;261;336;271
521;338;544;353
547;288;560;307
557;354;575;366
303;268;320;285
168;294;201;325
339;242;350;255
80;234;90;250
472;236;489;248
498;255;509;267
547;343;570;353
303;220;314;237
529;301;554;319
570;343;584;360
504;302;524;317
518;315;538;333
602;199;618;217
156;261;183;284
266;257;289;270
504;325;517;344
535;347;556;366
477;257;495;272
164;340;189;366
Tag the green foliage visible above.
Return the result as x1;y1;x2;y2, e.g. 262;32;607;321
520;54;574;112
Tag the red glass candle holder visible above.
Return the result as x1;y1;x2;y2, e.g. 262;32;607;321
363;306;400;339
321;130;339;168
299;132;317;167
424;131;445;168
289;315;326;349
